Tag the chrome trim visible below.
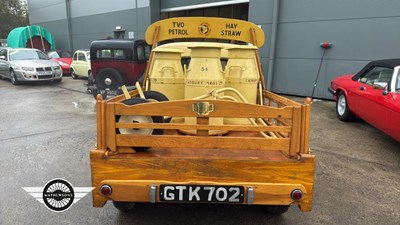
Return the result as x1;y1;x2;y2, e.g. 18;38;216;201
247;186;254;205
150;184;157;203
328;87;336;95
192;102;214;116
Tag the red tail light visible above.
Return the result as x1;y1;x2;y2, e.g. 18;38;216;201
291;189;303;200
100;184;112;196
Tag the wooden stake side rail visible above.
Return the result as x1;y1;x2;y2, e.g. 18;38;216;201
95;95;312;157
115;122;292;132
114;99;295;118
263;91;302;107
116;135;290;151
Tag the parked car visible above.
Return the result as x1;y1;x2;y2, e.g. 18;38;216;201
88;39;150;98
0;39;7;47
70;50;91;79
329;59;400;141
47;50;72;75
0;47;62;84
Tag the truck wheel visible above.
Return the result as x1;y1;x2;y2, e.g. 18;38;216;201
136;91;171;123
336;91;354;121
96;68;123;91
113;201;136;212
71;68;78;79
117;98;164;152
266;205;289;215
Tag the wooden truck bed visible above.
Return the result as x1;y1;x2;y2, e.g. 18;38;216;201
90;90;315;211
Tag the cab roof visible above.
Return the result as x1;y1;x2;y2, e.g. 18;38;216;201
90;39;145;50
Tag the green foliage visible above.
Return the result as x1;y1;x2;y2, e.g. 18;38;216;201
0;0;29;38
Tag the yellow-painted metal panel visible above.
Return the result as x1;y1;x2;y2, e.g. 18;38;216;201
145;17;265;47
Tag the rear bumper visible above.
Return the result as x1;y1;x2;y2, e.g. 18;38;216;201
93;180;311;211
90;149;315;212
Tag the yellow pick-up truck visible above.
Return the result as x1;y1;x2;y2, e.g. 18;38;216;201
90;17;315;215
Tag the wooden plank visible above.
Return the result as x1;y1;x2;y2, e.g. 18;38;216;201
96;95;105;150
115;122;292;132
143;26;160;90
301;98;312;154
196;117;209;136
116;134;290;152
114;100;294;119
102;179;306;205
91;150;315;184
289;107;301;157
90;148;315;210
251;27;266;90
263;91;302;107
105;103;117;152
114;147;292;161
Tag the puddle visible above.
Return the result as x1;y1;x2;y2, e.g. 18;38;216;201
72;97;97;114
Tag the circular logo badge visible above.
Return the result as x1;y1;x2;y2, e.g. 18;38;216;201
199;22;211;36
42;179;75;212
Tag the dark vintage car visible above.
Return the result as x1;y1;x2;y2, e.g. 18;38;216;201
88;39;150;98
329;59;400;141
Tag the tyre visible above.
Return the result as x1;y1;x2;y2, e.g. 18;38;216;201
137;91;171;123
88;71;94;86
53;78;62;83
266;205;290;215
71;68;78;79
96;68;124;91
336;91;354;121
10;69;19;85
112;201;136;212
117;98;164;152
138;90;169;102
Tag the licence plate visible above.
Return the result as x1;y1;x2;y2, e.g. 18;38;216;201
99;89;120;96
37;71;52;75
159;185;244;203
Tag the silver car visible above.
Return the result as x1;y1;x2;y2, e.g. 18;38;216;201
0;47;62;85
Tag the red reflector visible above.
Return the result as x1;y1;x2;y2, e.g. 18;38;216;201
291;189;303;200
100;184;112;196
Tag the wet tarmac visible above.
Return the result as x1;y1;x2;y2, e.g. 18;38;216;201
0;76;399;225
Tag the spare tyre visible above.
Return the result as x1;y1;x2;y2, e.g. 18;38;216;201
95;68;124;91
116;98;164;152
136;91;171;123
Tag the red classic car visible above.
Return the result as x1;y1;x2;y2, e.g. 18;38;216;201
47;50;72;75
329;59;400;141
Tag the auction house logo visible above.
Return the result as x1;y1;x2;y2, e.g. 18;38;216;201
22;178;94;212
